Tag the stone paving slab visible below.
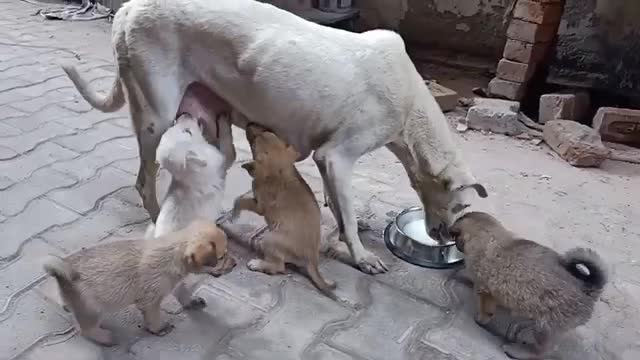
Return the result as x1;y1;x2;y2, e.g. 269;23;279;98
1;1;640;360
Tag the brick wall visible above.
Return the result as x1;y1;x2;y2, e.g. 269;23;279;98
488;0;565;101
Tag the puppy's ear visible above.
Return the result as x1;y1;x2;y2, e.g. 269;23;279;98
183;252;197;270
241;161;256;177
285;144;300;162
186;150;207;168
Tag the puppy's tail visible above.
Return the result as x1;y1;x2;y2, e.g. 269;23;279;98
43;255;79;290
562;248;608;296
306;262;337;301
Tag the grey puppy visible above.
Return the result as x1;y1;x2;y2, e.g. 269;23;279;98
42;219;235;346
450;212;608;360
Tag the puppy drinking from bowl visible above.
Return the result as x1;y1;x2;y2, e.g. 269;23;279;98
42;219;234;346
449;212;608;359
231;124;336;298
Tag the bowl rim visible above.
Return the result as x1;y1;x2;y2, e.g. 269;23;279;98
393;206;455;248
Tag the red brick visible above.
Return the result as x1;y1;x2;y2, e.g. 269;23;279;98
592;107;640;147
513;0;564;25
507;19;557;43
496;59;537;82
488;77;526;101
503;39;549;63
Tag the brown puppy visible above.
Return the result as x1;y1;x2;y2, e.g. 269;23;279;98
232;124;336;298
42;219;235;346
449;212;608;359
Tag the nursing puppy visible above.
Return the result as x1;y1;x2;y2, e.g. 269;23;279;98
146;112;234;240
232;124;336;298
43;219;233;346
450;212;608;359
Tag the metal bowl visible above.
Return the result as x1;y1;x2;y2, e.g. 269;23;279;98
384;206;464;269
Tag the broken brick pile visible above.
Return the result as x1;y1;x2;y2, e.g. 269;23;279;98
489;0;565;100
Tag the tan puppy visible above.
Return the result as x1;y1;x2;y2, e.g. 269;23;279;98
42;219;235;346
232;124;336;298
450;212;608;360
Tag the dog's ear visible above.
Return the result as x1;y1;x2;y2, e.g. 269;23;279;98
186;150;207;168
462;183;488;198
241;161;256;177
285;144;300;162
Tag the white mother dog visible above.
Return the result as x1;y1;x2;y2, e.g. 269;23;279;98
62;0;487;274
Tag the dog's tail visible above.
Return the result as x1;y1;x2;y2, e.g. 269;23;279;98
61;63;125;113
562;247;608;297
61;15;128;113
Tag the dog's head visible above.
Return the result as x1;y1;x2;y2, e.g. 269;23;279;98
245;123;270;158
182;219;236;275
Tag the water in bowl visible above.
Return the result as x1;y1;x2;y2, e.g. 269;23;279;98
401;219;439;246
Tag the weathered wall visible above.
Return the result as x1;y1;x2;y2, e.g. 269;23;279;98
548;0;640;99
356;0;512;59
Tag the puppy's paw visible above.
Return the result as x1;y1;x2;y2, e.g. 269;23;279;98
146;322;174;337
502;343;541;360
183;296;207;311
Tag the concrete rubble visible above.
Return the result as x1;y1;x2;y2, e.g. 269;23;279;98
592;107;640;147
425;80;459;112
463;98;528;136
539;91;591;124
543;120;610;167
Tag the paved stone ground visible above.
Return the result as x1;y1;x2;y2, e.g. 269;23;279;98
1;1;640;360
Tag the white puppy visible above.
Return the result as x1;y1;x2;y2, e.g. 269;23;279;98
146;113;233;239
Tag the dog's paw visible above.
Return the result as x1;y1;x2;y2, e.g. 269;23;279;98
356;251;388;274
146;322;174;337
502;343;541;360
183;296;207;310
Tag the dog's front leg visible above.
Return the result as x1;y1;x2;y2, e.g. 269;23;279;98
313;149;388;274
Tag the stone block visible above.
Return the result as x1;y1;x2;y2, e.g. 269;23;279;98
507;19;557;43
425;80;459;112
0;142;78;184
465;98;528;136
0;292;72;358
227;282;350;359
329;282;446;360
539;91;591;124
543;120;610;167
513;0;564;24
47;166;134;214
39;197;148;252
496;58;537;83
592;107;640;147
488;77;526;101
0;198;80;259
0;167;76;217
